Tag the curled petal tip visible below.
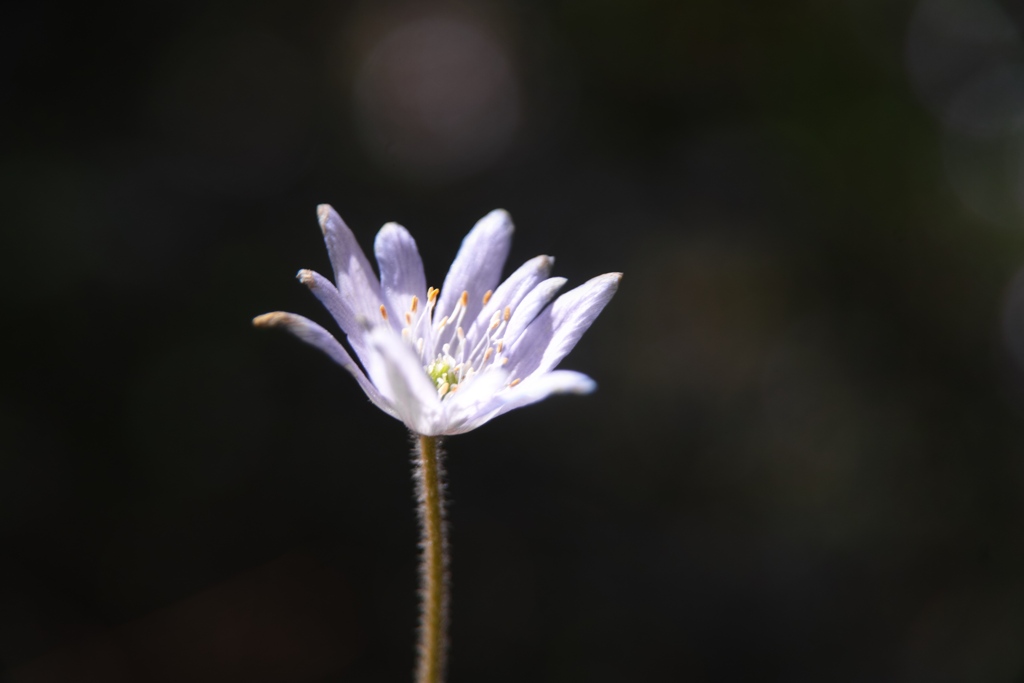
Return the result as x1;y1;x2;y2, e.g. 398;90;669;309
477;208;513;233
296;269;315;285
253;311;291;328
316;204;334;233
573;377;598;394
537;255;554;268
494;209;513;229
605;272;624;287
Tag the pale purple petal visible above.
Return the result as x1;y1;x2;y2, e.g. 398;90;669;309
448;370;596;434
374;222;427;332
502;277;567;347
507;273;622;381
298;269;355;331
296;269;373;366
442;368;510;434
466;255;554;340
317;204;383;323
253;312;396;418
435;209;513;340
364;327;443;435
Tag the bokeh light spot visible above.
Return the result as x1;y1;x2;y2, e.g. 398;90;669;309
351;13;521;183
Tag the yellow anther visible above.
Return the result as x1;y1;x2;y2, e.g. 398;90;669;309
482;290;493;305
503;306;511;321
457;326;465;340
428;287;439;303
459;290;469;308
405;312;413;325
483;347;494;363
380;304;388;320
438;381;449;397
509;378;521;387
410;295;419;313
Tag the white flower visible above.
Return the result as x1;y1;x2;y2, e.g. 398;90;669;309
255;205;621;436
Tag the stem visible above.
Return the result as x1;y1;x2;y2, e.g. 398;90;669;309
413;434;449;683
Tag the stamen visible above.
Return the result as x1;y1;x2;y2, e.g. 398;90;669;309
409;292;435;352
405;312;413;325
380;304;388;320
462;324;493;370
415;287;523;400
453;301;468;330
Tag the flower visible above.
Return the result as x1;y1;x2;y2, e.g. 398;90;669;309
254;205;621;436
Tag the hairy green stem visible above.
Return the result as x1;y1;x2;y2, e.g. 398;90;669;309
414;434;449;683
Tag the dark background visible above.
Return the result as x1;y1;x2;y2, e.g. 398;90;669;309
4;0;1024;681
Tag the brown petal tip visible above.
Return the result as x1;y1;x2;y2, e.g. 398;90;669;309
253;312;293;328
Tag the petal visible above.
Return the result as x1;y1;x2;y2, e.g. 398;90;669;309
363;327;444;435
317;204;383;323
466;255;554;341
502;276;567;347
374;222;427;332
253;311;396;418
441;366;510;434
297;269;373;366
447;370;596;434
507;272;622;380
435;209;514;344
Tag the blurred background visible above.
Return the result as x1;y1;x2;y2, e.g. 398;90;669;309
3;0;1024;680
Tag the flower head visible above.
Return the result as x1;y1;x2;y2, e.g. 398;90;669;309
255;205;620;436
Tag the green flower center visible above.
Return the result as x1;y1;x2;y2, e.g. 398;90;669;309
426;359;459;389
